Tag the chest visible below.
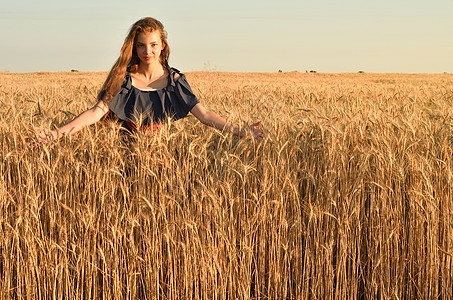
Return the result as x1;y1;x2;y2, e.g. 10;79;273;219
130;73;168;90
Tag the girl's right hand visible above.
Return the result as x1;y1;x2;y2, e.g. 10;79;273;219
245;121;264;140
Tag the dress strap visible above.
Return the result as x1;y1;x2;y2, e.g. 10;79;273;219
167;66;181;92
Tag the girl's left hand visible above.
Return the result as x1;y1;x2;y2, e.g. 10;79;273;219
25;127;58;146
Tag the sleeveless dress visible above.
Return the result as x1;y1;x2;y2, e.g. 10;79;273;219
106;67;199;132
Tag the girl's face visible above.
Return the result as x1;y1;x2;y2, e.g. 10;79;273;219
135;30;165;66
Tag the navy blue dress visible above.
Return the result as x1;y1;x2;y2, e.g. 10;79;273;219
106;67;199;130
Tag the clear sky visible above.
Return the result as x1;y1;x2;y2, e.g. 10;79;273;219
1;0;452;73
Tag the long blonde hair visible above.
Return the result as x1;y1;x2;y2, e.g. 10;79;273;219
98;17;170;101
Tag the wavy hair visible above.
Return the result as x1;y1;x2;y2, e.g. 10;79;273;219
98;17;170;101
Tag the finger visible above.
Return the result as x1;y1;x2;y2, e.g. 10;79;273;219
26;137;40;148
24;132;38;143
253;128;264;136
250;121;263;127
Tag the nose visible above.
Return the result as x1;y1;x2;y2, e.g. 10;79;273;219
145;45;153;54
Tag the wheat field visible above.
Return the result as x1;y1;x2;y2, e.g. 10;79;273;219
0;71;452;299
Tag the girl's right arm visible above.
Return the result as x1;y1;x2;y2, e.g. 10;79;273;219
34;100;109;143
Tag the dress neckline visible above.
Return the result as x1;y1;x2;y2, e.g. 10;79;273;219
135;86;163;92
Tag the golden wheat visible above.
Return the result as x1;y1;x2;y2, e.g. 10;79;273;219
0;71;452;299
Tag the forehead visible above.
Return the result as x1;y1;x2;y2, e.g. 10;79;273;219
135;30;162;43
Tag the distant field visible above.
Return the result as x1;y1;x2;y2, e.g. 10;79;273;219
0;71;452;299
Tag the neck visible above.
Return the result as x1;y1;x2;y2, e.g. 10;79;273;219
137;62;166;80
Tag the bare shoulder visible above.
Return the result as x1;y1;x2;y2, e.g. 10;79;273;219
171;67;183;81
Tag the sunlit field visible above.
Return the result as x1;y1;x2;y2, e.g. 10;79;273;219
1;70;452;299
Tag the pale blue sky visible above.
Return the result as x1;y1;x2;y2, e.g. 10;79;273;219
1;0;452;73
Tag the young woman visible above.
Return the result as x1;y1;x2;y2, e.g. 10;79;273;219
34;17;263;143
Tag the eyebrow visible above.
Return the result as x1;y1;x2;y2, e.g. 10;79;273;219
136;40;159;44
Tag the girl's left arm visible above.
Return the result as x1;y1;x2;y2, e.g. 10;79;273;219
190;103;263;140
